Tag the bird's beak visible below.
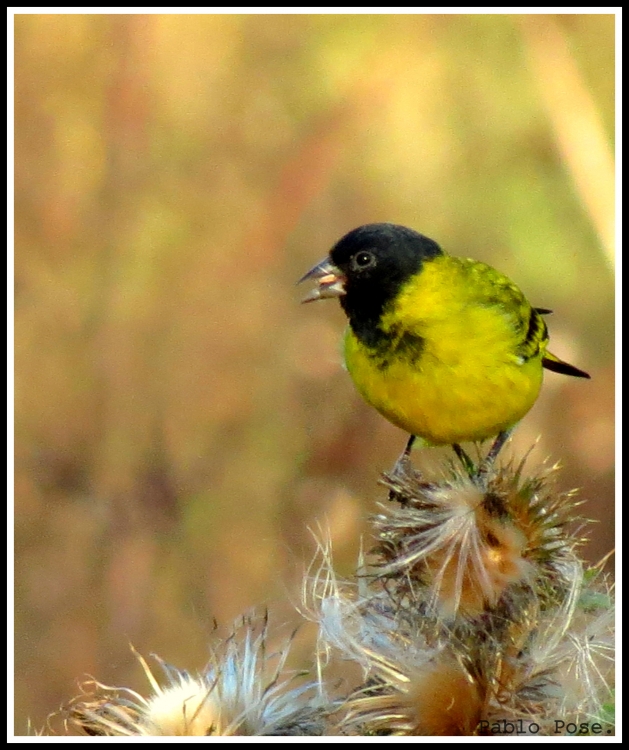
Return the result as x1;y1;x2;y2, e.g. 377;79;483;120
298;257;346;303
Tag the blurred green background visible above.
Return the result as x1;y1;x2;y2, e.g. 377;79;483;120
14;13;614;734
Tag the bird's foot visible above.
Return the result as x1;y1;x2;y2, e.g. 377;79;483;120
452;443;477;478
456;429;513;487
477;428;513;477
387;435;424;503
389;449;414;482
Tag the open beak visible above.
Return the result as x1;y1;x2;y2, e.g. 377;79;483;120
298;257;346;303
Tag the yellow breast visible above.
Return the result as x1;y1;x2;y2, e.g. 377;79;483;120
343;257;545;445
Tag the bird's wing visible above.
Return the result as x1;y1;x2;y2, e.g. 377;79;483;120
516;306;550;364
463;260;549;364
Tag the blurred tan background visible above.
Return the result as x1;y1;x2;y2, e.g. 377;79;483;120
14;13;614;734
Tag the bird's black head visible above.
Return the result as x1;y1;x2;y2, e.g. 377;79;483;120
329;223;443;334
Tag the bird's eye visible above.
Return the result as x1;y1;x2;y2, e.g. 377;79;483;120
353;251;375;270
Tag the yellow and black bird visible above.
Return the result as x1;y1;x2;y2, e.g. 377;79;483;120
299;223;589;475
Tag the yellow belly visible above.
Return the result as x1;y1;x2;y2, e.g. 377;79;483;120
344;328;543;445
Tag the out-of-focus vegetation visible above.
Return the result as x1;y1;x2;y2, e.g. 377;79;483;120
14;13;614;734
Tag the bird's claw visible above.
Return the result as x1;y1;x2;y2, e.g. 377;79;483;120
386;450;425;503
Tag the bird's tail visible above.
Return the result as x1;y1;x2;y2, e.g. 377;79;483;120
543;351;590;379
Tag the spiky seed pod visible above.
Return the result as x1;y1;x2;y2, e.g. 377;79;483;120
374;456;583;619
343;652;484;736
537;585;615;726
311;568;613;735
66;614;326;736
302;535;483;735
303;458;614;736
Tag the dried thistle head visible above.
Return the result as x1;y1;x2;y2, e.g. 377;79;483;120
305;559;536;736
302;462;614;736
343;651;484;736
65;614;325;736
300;531;433;679
374;456;582;619
324;572;613;736
536;576;615;727
301;531;480;735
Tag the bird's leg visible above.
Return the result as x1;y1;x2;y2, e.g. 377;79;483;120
478;428;513;476
392;434;416;474
403;434;416;456
452;443;476;477
387;435;417;502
